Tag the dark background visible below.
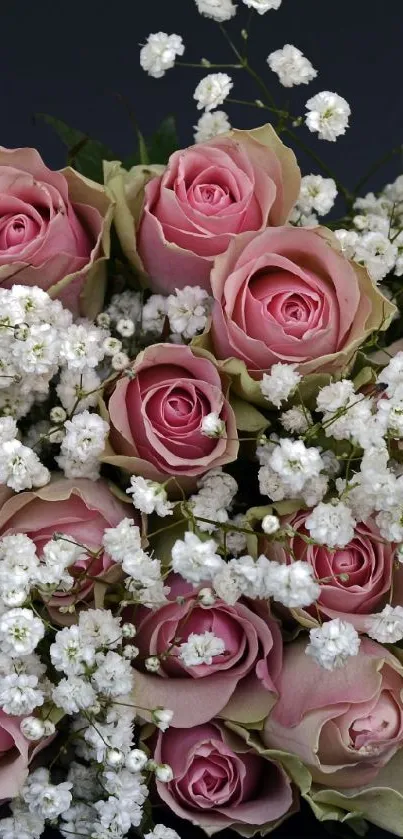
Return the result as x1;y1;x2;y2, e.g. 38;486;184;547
3;0;402;837
0;0;402;192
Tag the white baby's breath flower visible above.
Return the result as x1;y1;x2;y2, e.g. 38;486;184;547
140;33;184;79
366;605;403;643
305;500;355;548
178;631;225;666
242;0;281;10
260;363;301;407
195;0;237;21
297;175;337;216
268;45;317;87
194;73;233;112
171;531;224;583
201;412;226;438
305;91;351;141
306;619;360;670
167;286;212;338
126;476;174;517
194;111;231;143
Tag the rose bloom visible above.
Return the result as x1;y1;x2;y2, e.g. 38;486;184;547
129;125;300;293
131;576;282;728
0;711;47;801
103;343;238;490
0;147;113;316
263;637;403;788
266;512;394;631
154;721;295;835
0;477;139;623
210;226;393;377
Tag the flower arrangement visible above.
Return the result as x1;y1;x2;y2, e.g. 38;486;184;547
0;2;403;838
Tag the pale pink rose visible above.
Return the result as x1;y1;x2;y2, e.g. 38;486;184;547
131;576;282;728
0;147;113;316
266;512;394;631
136;125;300;293
0;476;139;621
103;343;238;490
154;721;295;836
210;226;391;377
263;637;403;788
0;711;44;801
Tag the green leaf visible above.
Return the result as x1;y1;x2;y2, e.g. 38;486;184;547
35;113;118;183
148;116;178;164
230;395;270;433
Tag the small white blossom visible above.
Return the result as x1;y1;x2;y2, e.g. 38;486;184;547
60;322;106;371
116;318;135;338
267;561;321;608
92;651;134;697
242;0;281;10
194;110;231;143
103;518;142;564
155;764;174;783
316;380;355;413
194;73;233;112
178;631;225;666
0;608;44;657
366;605;403;643
201;412;226;437
20;716;46;741
262;514;280;535
111;351;130;371
23;768;72;819
140;33;184;79
280;406;312;434
56;411;109;480
126;749;148;773
305;91;351;141
0;801;44;839
268;44;317;87
195;0;237;21
0;673;44;715
297;175;337;216
0;417;17;444
354;231;398;283
260;363;301;408
52;676;97;714
50;625;96;676
152;708;174;731
306;619;361;670
305;501;356;548
126;476;174;517
171;531;224;582
167;286;212;339
145;826;181;839
334;228;360;258
142;295;167;333
0;439;50;491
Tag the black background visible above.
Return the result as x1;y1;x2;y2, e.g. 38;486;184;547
3;0;403;837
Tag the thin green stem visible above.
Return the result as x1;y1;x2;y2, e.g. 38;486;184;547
177;61;243;69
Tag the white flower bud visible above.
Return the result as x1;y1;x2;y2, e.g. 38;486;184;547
122;622;136;638
42;720;56;737
126;748;149;773
145;656;161;673
103;337;123;357
198;587;216;606
262;514;280;535
123;644;139;659
20;716;46;741
152;708;174;731
2;588;28;607
155;763;174;782
50;406;67;424
105;748;125;768
97;312;111;328
201;412;226;438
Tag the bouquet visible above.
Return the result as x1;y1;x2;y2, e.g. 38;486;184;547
0;2;403;838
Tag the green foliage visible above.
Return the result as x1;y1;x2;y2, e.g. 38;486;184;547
35;112;179;182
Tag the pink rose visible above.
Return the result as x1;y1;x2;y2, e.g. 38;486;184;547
0;147;113;317
0;711;46;801
0;476;139;621
103;344;238;490
131;576;282;728
154;721;295;835
263;637;403;788
210;226;392;377
136;125;300;293
266;512;394;631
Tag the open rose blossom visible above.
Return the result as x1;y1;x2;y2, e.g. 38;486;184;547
0;147;113;316
209;226;393;377
131;575;282;728
0;477;139;622
134;124;300;293
154;721;295;835
266;512;395;631
102;343;238;489
263;637;403;789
